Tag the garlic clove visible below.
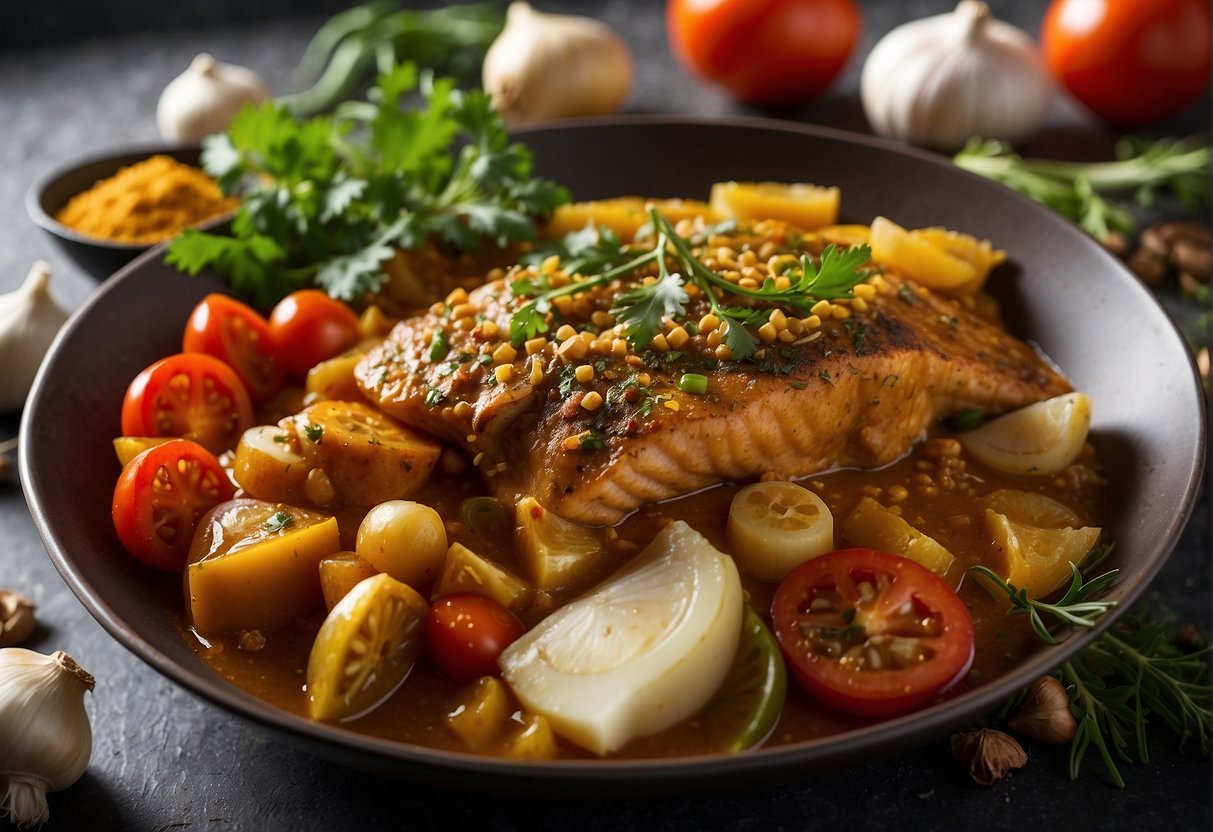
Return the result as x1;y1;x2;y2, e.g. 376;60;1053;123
0;589;36;648
157;53;270;143
482;2;633;125
0;649;94;828
861;1;1053;151
0;261;70;413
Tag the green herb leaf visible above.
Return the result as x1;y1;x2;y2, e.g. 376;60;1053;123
611;269;688;351
303;423;324;443
263;511;294;533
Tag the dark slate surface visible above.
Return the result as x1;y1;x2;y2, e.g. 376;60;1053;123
1;2;1209;830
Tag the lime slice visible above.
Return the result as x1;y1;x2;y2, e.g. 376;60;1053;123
701;605;787;753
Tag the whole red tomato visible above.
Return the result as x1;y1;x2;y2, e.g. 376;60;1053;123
1042;0;1210;127
268;290;362;380
667;0;862;107
424;593;526;683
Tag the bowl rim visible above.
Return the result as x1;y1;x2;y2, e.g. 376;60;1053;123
25;143;205;252
20;114;1208;787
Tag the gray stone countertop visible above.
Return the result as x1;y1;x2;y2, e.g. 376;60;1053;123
0;2;1208;830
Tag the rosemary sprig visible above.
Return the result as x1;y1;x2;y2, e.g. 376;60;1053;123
953;135;1209;240
509;209;871;361
972;563;1212;787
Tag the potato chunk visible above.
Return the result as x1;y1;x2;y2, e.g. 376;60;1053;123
514;497;608;591
319;551;379;611
186;499;340;634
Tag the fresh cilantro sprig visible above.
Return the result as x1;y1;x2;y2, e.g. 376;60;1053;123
508;209;870;361
166;64;568;307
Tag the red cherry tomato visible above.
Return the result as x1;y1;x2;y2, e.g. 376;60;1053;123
183;293;283;404
424;593;526;683
268;290;362;380
666;0;862;107
1042;0;1210;127
121;353;254;455
112;439;235;571
771;548;974;718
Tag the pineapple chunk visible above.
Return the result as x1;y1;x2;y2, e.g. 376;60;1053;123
433;542;532;612
842;496;956;578
514;497;608;591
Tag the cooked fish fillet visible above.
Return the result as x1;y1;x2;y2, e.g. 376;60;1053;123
357;224;1069;525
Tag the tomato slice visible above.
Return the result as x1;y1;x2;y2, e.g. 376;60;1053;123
268;290;362;380
121;353;254;454
771;547;974;718
425;593;526;684
183;293;283;404
112;439;235;571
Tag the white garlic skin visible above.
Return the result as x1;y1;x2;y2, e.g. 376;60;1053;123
0;261;70;413
0;649;94;828
157;53;270;143
483;2;633;125
861;1;1052;151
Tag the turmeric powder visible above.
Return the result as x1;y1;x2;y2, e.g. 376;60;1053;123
55;155;238;245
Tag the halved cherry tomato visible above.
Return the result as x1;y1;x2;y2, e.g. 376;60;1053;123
183;293;283;404
112;439;235;570
121;353;254;454
771;548;974;718
1041;0;1210;127
425;593;526;684
666;0;862;107
268;290;362;380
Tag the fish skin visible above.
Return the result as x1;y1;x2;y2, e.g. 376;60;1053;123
357;270;1069;527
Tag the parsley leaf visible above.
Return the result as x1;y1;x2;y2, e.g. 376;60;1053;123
610;269;688;351
167;64;569;305
263;511;294;533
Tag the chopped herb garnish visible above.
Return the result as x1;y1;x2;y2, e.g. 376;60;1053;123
424;387;447;408
897;283;918;305
263;511;293;533
303;423;324;443
819;369;835;386
578;430;606;451
428;330;450;362
368;434;381;446
947;408;985;432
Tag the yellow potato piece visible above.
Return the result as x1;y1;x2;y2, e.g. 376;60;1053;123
501;714;559;761
710;181;839;230
983;509;1101;598
319;551;379;611
446;676;514;750
726;481;833;582
961;393;1092;477
433;542;533;612
546;198;720;242
306;346;371;402
307;573;428;722
290;401;442;506
355;500;448;588
842;496;956;578
514;497;608;592
869;216;978;291
113;436;174;468
186;500;341;635
232;425;312;503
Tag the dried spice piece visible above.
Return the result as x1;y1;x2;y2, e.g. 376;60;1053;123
1008;676;1078;744
0;590;36;647
1129;221;1212;288
951;728;1028;785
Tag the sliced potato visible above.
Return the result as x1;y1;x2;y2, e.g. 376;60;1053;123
231;425;312;503
113;436;174;467
355;500;448;588
433;542;532;612
446;676;515;750
186;499;340;635
961;393;1091;476
983;509;1101;598
726;481;833;581
842;496;955;577
290;400;442;506
319;551;379;611
546;198;720;242
514;497;608;591
710;181;839;229
307;573;428;722
869;216;978;291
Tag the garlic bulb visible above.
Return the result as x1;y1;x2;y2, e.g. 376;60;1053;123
860;1;1052;151
0;262;69;413
483;2;633;125
157;53;270;143
0;649;94;828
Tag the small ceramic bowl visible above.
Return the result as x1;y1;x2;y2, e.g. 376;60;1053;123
26;145;206;280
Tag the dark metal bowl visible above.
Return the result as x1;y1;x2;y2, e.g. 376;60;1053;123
20;117;1206;794
25;145;204;280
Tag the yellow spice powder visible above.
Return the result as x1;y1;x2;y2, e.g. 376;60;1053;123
55;154;239;245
